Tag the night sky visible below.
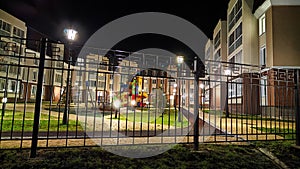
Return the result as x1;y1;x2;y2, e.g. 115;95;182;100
1;0;265;57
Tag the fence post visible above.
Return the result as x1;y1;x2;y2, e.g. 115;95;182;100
193;56;199;150
30;38;47;158
295;69;300;146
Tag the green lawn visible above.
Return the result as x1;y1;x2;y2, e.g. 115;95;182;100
119;109;190;128
0;110;82;132
252;127;296;139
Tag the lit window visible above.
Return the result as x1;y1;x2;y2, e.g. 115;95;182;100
259;14;266;35
260;46;266;67
33;72;37;81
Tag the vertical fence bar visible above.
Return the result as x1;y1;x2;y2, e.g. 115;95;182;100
295;69;300;146
193;56;199;150
30;38;46;158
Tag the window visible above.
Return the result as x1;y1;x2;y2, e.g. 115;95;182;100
229;23;242;55
0;20;11;33
152;79;157;84
235;50;242;64
228;0;242;31
33;72;38;81
34;57;39;65
55;74;62;83
205;46;211;59
214;31;220;49
10;80;16;92
260;76;268;105
214;49;221;60
89;59;97;68
89;80;97;87
260;77;267;97
9;65;19;75
229;33;235;47
13;27;25;38
31;85;37;97
99;61;107;70
229;78;242;98
0;79;5;91
76;71;82;76
260;46;266;68
229;50;242;67
89;72;97;79
98;81;105;88
229;56;235;68
259;14;266;36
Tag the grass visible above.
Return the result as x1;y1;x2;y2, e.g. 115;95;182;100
252;141;300;169
119;109;190;128
251;127;296;139
0;110;82;132
0;143;282;169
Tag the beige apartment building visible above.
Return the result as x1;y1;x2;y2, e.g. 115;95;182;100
225;0;260;114
210;20;228;110
0;9;27;101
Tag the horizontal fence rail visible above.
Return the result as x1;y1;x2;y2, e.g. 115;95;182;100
0;36;299;154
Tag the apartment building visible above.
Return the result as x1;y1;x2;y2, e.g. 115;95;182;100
227;0;259;65
254;0;300;116
212;20;228;110
225;0;261;114
0;9;27;101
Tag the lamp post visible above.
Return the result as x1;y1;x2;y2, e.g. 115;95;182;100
176;55;184;122
224;69;231;118
200;83;204;110
62;28;77;125
173;83;177;117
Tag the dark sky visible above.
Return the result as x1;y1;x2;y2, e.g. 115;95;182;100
0;0;265;57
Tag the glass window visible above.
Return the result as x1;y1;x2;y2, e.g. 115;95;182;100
259;14;266;35
214;31;221;49
31;85;37;97
1;21;11;33
260;46;266;67
260;77;267;97
214;49;221;60
229;33;235;47
10;80;16;92
235;50;242;64
55;74;62;83
33;72;37;81
0;79;5;90
236;0;242;11
236;23;242;38
89;72;97;79
13;27;25;38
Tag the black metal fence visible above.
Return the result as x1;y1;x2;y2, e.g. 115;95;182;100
0;37;299;157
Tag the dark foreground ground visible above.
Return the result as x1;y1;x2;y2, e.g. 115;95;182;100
0;141;300;169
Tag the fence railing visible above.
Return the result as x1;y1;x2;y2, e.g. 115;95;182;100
0;36;299;157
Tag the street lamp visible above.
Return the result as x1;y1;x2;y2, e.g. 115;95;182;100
176;55;184;122
64;28;78;41
224;69;231;118
62;28;77;125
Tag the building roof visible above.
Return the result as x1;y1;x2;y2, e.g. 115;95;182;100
254;0;300;18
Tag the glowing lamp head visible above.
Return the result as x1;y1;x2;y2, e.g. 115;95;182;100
64;28;78;41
